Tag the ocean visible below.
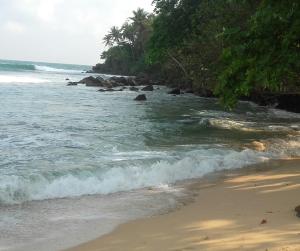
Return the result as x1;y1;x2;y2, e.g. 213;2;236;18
0;59;299;250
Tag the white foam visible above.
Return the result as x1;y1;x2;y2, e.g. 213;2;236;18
35;65;83;74
0;148;271;205
0;75;49;83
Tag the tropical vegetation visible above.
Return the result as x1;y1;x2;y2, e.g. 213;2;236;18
93;0;300;108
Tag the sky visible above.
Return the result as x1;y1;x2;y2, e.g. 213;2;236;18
0;0;153;65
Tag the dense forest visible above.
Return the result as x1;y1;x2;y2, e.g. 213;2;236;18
92;0;300;107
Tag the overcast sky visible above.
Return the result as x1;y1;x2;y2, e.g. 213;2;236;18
0;0;153;65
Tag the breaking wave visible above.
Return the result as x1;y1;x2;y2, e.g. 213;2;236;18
1;137;299;205
0;61;85;74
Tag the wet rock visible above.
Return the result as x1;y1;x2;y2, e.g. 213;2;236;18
65;78;70;81
79;76;104;87
276;94;300;113
67;82;77;86
109;76;127;85
127;77;137;86
141;85;154;91
130;87;139;92
134;94;146;101
96;76;105;82
168;88;181;95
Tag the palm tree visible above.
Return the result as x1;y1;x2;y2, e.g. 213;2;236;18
103;26;122;47
103;34;113;47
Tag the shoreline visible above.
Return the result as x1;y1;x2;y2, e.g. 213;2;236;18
66;158;300;251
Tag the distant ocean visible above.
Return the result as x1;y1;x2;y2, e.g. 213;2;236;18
0;59;299;251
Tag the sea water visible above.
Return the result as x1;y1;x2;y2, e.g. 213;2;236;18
0;59;299;250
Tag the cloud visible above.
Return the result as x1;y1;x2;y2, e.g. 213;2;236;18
3;21;26;33
0;0;153;65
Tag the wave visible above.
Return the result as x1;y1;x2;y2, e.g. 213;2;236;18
1;136;299;206
0;62;85;74
0;75;49;83
34;65;84;74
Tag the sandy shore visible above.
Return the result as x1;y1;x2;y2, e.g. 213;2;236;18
66;159;300;251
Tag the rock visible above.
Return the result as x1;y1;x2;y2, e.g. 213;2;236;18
65;78;70;81
141;85;154;91
168;88;181;95
130;87;139;92
96;76;105;82
109;76;127;85
127;77;137;86
276;94;300;113
79;76;104;86
134;94;146;101
67;82;77;86
98;88;116;92
295;205;300;217
260;219;267;225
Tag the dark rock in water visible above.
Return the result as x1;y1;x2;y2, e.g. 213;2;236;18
98;88;116;92
197;88;214;97
109;76;127;85
65;78;70;81
96;76;105;82
127;77;137;86
141;85;154;91
276;94;300;113
168;88;181;95
130;87;139;92
67;82;77;86
79;76;104;86
246;92;300;113
134;94;146;101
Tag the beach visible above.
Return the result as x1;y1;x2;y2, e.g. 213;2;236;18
67;159;300;251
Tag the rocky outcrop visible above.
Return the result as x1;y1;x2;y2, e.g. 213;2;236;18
246;92;300;113
79;76;104;87
141;85;154;91
134;94;147;101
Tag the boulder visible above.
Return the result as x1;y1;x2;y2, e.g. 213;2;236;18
96;76;105;82
141;85;154;91
109;76;127;85
127;77;137;86
168;88;181;95
79;76;104;87
130;87;139;92
65;78;70;81
134;94;147;101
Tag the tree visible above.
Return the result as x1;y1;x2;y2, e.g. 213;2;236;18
216;0;300;108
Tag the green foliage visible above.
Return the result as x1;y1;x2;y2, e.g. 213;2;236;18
95;0;299;108
94;8;152;75
216;0;300;107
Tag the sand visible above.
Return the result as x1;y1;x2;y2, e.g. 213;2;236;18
66;159;300;251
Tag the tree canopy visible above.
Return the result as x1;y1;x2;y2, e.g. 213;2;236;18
94;0;300;107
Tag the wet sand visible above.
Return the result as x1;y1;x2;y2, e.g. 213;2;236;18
66;159;300;251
